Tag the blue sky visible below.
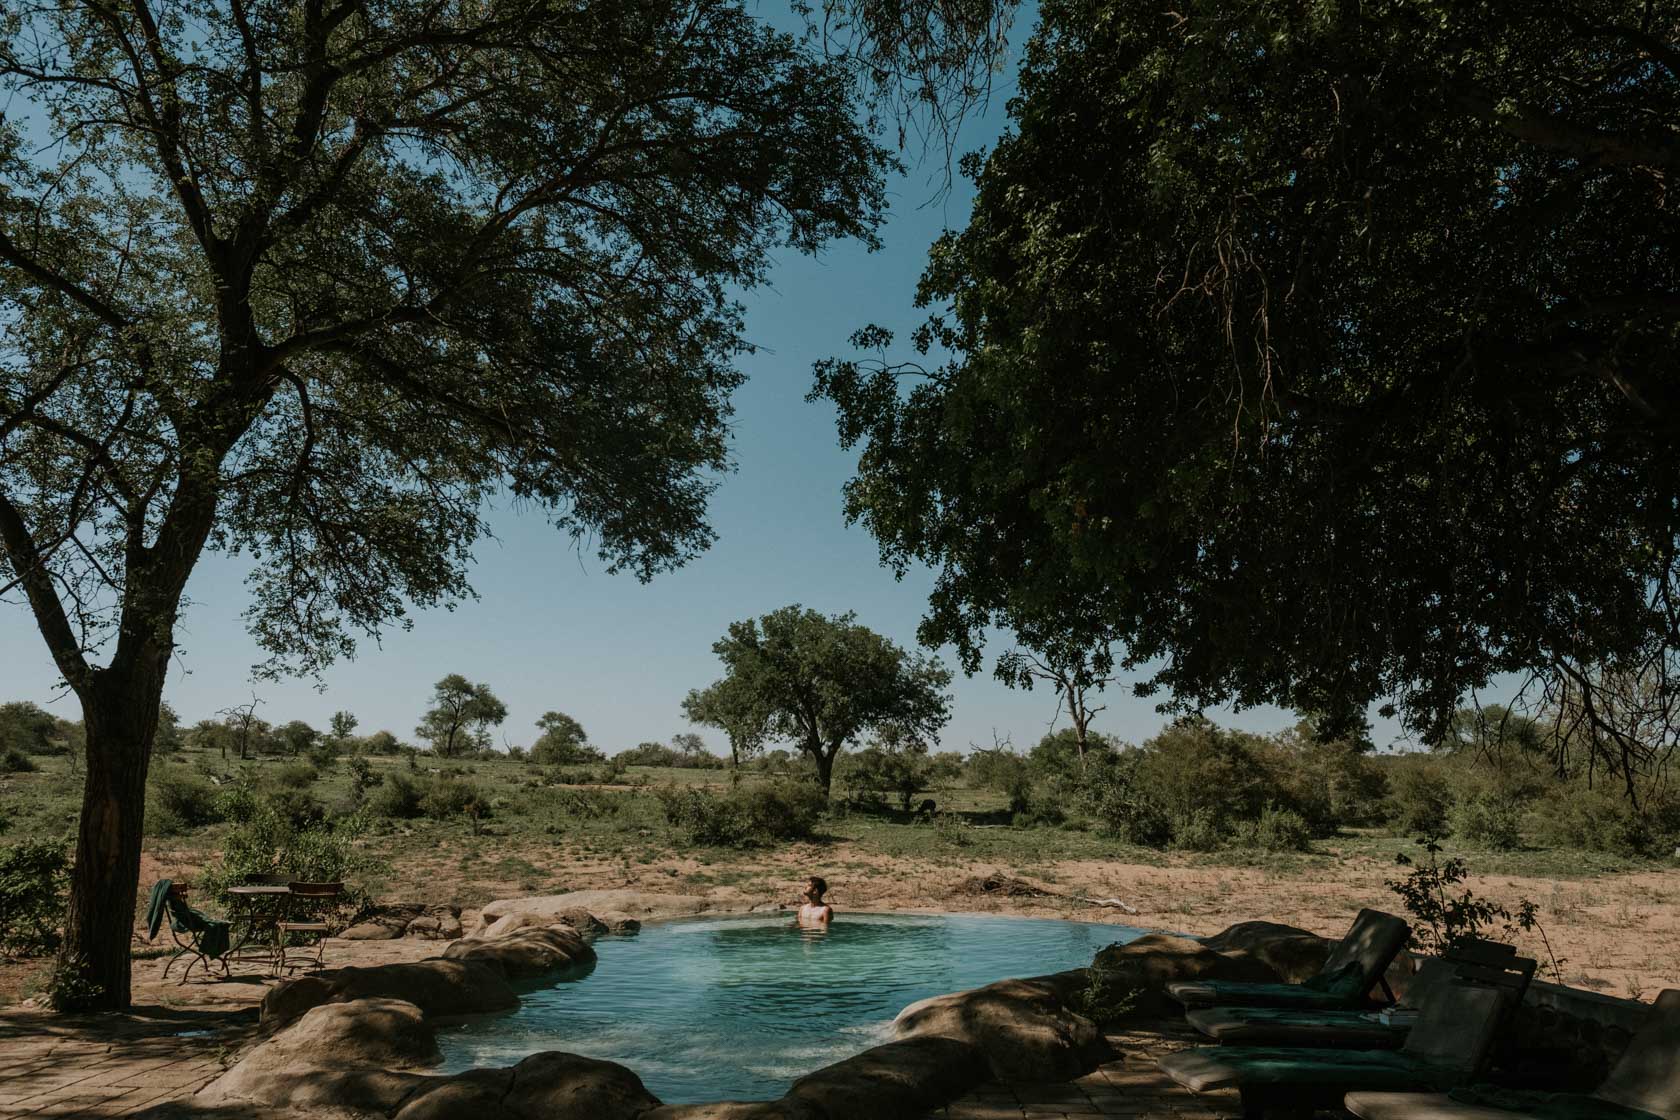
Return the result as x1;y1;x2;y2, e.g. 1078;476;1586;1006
0;5;1443;755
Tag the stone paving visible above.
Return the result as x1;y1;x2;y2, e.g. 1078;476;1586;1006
0;1005;1232;1120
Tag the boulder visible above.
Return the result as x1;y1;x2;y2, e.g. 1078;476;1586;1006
443;925;596;981
474;910;554;941
1090;932;1281;1015
598;912;642;934
786;1036;989;1120
395;1052;659;1120
261;958;519;1027
894;974;1108;1082
476;890;719;930
1198;920;1332;983
341;921;407;941
199;998;437;1112
554;907;609;935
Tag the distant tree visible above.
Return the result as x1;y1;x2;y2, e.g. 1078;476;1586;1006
845;727;962;811
683;677;772;777
217;697;267;761
329;711;359;744
152;704;183;755
997;644;1113;771
691;606;952;795
0;701;57;755
418;677;507;758
530;710;601;765
187;719;232;760
362;731;401;756
1028;727;1116;782
275;720;319;757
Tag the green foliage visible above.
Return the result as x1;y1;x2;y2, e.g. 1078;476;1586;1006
46;955;106;1011
418;677;509;758
616;741;725;769
199;808;377;914
1079;953;1139;1025
842;731;962;811
0;839;69;956
421;777;493;832
2;747;37;773
689;606;953;793
1529;785;1674;858
1386;835;1521;953
531;712;604;765
1079;761;1171;847
1169;809;1227;853
0;701;58;755
347;756;381;807
967;748;1033;814
812;0;1680;753
148;770;226;835
274;761;320;790
657;780;825;847
368;773;425;819
1451;790;1526;852
1235;805;1314;853
1388;762;1457;836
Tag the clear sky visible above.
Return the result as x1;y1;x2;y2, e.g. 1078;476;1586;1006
0;5;1438;755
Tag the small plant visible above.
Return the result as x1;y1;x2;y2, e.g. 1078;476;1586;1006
1170;808;1227;852
933;810;971;847
1452;791;1525;851
348;756;381;807
1240;804;1314;853
1078;954;1139;1024
369;772;425;818
47;954;106;1011
274;760;319;789
1386;835;1511;952
0;839;70;956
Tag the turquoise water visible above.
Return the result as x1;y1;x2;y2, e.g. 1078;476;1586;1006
436;911;1144;1103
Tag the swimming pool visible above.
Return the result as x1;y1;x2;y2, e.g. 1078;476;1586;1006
435;911;1144;1103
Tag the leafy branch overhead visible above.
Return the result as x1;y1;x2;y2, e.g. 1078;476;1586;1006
813;0;1680;785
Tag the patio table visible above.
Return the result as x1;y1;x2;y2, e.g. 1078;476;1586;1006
225;884;295;970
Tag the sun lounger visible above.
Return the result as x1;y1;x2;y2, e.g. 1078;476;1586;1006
1344;988;1680;1120
1159;980;1511;1119
1166;908;1412;1011
1187;939;1535;1048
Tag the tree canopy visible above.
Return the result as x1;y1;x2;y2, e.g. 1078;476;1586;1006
815;0;1680;778
531;710;599;765
417;675;506;757
690;604;952;793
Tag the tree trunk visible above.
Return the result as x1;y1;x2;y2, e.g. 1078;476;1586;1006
813;746;836;795
60;668;164;1010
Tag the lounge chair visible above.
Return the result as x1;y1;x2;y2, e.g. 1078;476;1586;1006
1159;980;1511;1119
1344;988;1680;1120
146;878;234;984
1166;908;1412;1011
1186;938;1535;1048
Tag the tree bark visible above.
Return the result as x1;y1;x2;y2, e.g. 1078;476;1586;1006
813;745;837;795
60;667;165;1010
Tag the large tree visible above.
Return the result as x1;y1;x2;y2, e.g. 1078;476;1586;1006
0;0;904;1008
691;605;952;793
417;675;506;757
815;0;1680;785
683;674;772;775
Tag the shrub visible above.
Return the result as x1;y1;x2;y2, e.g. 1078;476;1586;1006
369;772;425;819
1;747;37;773
348;756;381;807
199;807;379;918
1451;791;1525;851
1529;785;1667;857
266;787;326;828
1236;804;1314;852
421;777;492;826
1011;791;1067;829
0;839;70;956
274;761;319;789
1170;809;1227;852
148;770;225;834
306;739;339;771
658;780;824;847
1079;763;1172;846
1387;762;1456;835
968;749;1033;815
549;788;622;819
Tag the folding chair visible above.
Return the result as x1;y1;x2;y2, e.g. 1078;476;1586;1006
273;881;344;975
147;879;234;984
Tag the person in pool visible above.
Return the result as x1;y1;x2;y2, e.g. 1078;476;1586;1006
797;876;833;927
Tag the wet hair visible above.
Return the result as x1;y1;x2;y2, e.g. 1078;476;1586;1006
804;876;827;900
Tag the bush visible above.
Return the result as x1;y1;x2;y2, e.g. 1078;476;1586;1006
199;807;378;918
1079;762;1172;846
1236;804;1314;852
369;772;425;818
549;788;623;819
348;756;381;806
0;839;69;956
1388;762;1457;835
658;780;824;847
968;749;1033;814
1170;808;1227;852
274;761;319;789
1452;790;1525;851
148;770;225;834
1529;785;1667;857
265;787;326;828
1;747;37;773
306;739;339;771
421;777;492;826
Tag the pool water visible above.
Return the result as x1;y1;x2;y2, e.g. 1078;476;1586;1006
436;912;1144;1103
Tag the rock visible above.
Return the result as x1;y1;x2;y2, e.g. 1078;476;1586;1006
408;916;442;936
598;912;642;934
555;907;609;935
396;1052;659;1120
476;890;720;930
786;1036;988;1120
642;1102;823;1120
341;921;407;941
474;910;553;940
894;975;1108;1082
261;959;519;1027
1198;920;1332;983
199;998;437;1112
443;924;596;981
1090;933;1280;1015
435;913;465;939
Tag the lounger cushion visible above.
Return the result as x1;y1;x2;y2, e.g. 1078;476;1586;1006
1169;909;1410;1009
1347;1090;1667;1120
1166;979;1376;1010
1347;1092;1531;1120
1186;1006;1408;1048
1598;989;1680;1118
1160;1046;1455;1093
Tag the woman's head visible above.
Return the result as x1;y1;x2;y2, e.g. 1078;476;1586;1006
802;876;827;902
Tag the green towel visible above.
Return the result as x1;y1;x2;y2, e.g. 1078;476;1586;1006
146;879;173;941
1304;960;1367;996
162;886;233;960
